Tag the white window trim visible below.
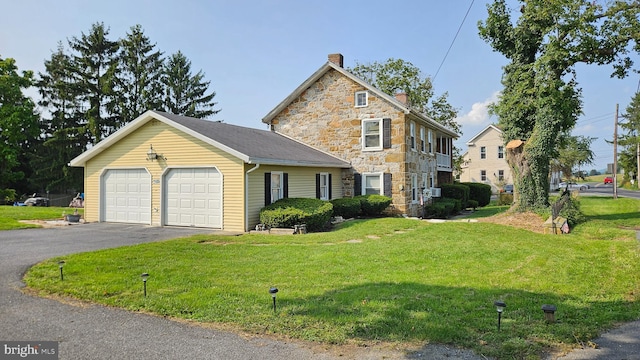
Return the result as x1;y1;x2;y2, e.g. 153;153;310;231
355;91;368;107
420;127;426;153
362;118;383;151
480;170;487;181
411;173;418;203
480;146;486;159
428;129;433;154
319;172;329;201
498;146;504;159
362;172;383;195
410;121;416;151
271;171;283;203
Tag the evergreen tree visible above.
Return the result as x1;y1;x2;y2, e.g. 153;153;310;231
68;22;120;143
162;51;220;118
33;44;85;192
118;24;164;120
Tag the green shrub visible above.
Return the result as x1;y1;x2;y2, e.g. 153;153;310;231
559;196;586;227
461;182;492;207
0;188;17;205
424;198;460;219
259;198;333;232
467;199;479;210
440;183;470;209
330;198;361;219
355;194;392;216
497;193;513;206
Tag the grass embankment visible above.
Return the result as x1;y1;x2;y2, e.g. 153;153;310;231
0;206;84;230
24;197;640;359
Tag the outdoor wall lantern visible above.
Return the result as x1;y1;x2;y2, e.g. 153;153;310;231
269;287;279;312
141;273;149;297
146;144;165;161
541;304;557;323
58;260;65;281
494;300;506;331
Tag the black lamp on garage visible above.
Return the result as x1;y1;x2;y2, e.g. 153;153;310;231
146;144;165;161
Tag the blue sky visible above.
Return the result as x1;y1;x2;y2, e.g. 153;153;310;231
2;0;638;171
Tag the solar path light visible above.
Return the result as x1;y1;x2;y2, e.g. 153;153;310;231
58;260;65;281
141;273;149;297
494;300;506;331
269;287;279;312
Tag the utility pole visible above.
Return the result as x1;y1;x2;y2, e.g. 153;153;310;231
614;104;618;199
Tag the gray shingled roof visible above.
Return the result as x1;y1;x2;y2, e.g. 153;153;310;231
155;111;350;168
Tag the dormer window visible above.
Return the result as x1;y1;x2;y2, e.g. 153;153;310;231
355;91;368;107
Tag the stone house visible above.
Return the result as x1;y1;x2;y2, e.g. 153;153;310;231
263;53;459;217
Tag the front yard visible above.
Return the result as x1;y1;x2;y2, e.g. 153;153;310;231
22;197;640;359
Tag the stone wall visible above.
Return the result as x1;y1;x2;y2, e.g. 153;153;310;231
269;68;439;217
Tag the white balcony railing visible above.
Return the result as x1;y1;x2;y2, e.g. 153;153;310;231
436;152;451;170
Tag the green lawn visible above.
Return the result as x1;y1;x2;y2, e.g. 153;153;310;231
0;206;84;230
23;197;640;359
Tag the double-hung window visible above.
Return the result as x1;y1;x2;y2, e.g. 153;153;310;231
362;119;382;150
271;172;283;203
319;173;329;200
480;146;486;159
363;173;382;195
355;91;368;107
410;121;416;150
411;173;418;203
498;170;504;181
498;146;504;159
428;129;433;153
420;127;425;152
481;170;487;181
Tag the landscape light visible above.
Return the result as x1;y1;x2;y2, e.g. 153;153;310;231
141;273;149;297
269;287;279;312
494;300;506;331
58;260;65;281
541;304;557;323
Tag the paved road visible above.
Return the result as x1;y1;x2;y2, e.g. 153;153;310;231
0;223;482;360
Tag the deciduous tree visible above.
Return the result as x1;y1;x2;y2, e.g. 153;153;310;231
479;0;640;210
0;56;40;196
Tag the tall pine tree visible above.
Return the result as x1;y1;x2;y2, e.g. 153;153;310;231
34;43;86;192
162;51;220;118
118;25;164;120
68;22;120;143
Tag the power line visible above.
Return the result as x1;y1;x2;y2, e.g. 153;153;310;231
432;0;475;82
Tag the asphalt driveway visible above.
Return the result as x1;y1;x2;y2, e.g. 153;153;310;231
1;223;463;360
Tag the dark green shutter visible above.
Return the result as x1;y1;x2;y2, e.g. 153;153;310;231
264;172;271;206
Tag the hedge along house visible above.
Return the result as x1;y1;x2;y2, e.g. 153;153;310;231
263;54;459;217
69;110;350;232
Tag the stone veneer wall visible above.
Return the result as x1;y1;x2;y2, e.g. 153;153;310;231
268;68;438;216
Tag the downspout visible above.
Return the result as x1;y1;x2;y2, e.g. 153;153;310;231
245;163;261;232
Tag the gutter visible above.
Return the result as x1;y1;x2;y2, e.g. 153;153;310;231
245;163;261;232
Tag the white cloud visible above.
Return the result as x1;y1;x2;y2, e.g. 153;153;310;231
455;91;500;126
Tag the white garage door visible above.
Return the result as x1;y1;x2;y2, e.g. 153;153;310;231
102;169;151;224
164;168;222;228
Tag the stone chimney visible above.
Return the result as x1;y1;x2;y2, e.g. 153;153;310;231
328;53;344;67
395;92;408;105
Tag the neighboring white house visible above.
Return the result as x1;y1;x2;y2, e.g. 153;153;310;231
459;124;564;192
459;125;513;193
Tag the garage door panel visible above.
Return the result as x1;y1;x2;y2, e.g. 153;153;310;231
164;168;221;228
103;169;151;224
